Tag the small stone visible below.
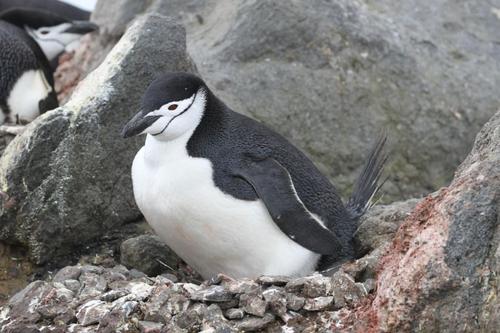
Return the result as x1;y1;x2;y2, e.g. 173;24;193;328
257;276;291;286
54;286;75;302
182;283;202;295
189;285;233;302
102;270;128;284
79;272;108;299
285;293;305;311
284;277;309;293
165;293;190;315
40;325;66;333
143;284;173;323
225;308;245;319
128;269;147;279
64;279;81;293
262;287;287;319
303;296;334;311
217;298;240;310
138;320;164;333
53;308;77;325
204;273;233;286
161;273;178;283
235;313;275;331
331;271;365;308
174;303;206;330
53;266;82;282
80;265;105;275
127;281;153;301
362;278;377;294
222;279;260;294
202;304;232;331
302;275;332;298
162;323;189;333
100;289;129;302
76;300;112;326
121;301;139;317
120;235;181;276
239;293;267;317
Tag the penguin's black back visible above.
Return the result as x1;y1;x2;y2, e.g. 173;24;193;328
0;20;54;114
187;91;356;258
0;0;90;22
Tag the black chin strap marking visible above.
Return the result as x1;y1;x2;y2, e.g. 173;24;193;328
152;91;198;136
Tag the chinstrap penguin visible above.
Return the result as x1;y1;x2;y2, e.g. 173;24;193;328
0;7;97;124
122;72;387;279
0;0;91;21
0;20;57;124
0;6;98;69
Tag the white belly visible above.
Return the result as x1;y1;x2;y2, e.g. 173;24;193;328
131;141;319;279
7;70;52;123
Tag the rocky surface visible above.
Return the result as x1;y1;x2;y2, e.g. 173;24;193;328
0;263;373;332
341;110;500;332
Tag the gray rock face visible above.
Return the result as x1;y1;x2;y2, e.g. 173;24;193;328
0;14;196;264
354;198;419;255
342;110;500;331
163;0;500;201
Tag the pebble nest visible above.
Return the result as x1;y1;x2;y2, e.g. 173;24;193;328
0;260;375;332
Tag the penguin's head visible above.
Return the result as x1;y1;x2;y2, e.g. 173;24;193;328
122;72;208;141
26;21;98;61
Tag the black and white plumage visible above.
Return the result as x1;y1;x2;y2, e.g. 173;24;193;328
0;0;97;69
0;1;97;124
122;72;387;279
0;0;91;21
0;20;57;124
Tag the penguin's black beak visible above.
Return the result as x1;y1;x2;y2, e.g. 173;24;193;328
122;110;161;138
64;21;99;34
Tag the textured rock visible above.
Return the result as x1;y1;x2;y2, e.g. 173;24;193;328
0;263;375;332
239;293;267;317
137;320;164;333
189;285;233;303
120;235;181;276
303;296;334;312
345;110;500;332
235;313;275;331
354;198;419;255
0;14;196;265
162;0;500;201
76;300;112;326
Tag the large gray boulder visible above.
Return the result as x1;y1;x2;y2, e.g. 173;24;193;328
343;109;500;332
0;14;196;264
160;0;500;200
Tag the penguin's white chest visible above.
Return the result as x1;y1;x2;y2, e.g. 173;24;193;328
7;69;52;123
131;136;319;279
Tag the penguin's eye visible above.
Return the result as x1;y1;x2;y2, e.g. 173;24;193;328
168;104;178;111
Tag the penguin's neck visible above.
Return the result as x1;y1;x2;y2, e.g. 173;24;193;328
143;131;194;166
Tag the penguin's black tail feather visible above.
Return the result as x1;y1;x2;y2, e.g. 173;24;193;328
346;132;388;220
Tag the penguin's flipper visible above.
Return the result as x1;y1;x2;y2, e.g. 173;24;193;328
234;158;343;255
